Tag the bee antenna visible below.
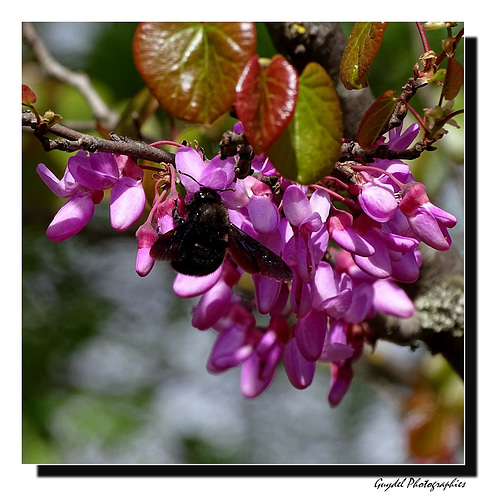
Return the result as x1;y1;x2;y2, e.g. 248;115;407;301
177;170;203;187
178;170;235;193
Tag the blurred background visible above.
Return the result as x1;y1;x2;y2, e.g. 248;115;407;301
22;22;464;464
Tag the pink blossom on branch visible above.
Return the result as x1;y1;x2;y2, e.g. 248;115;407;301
35;119;458;408
37;151;146;241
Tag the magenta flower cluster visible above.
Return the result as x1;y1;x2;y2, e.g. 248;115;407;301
133;123;456;406
37;151;146;241
37;122;457;407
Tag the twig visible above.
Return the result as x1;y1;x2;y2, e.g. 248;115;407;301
384;75;429;134
22;22;119;130
23;110;175;166
340;139;431;164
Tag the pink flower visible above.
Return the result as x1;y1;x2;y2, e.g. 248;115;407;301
37;151;145;241
358;176;398;223
240;316;288;398
399;181;457;251
328;361;354;407
45;190;101;242
283;185;330;281
135;222;158;277
207;302;258;373
283;335;316;389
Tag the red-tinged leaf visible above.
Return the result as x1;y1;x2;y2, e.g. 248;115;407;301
340;22;388;90
22;84;36;105
356;90;397;149
234;55;298;154
443;57;464;101
133;22;256;125
267;62;343;185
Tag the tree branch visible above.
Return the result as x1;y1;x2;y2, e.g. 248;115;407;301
22;110;175;166
340;139;432;164
22;22;119;130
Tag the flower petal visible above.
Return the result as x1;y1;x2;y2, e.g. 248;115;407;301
46;191;95;242
359;181;397;223
135;247;155;277
36;163;79;198
328;362;353;407
283;185;311;226
192;280;234;330
173;267;222;298
110;176;146;231
247;195;279;233
353;230;392;279
283;337;316;389
344;282;375;323
253;275;281;314
241;341;282;398
68;151;119;191
388;250;421;284
295;310;328;361
328;210;375;257
373;279;414;317
408;205;453;250
309;188;331;222
207;325;253;372
176;147;206;194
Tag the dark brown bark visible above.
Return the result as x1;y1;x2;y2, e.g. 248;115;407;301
22;110;175;166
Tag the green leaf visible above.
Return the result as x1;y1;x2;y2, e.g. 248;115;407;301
133;22;256;125
340;22;388;90
356;90;397;149
427;67;447;84
267;62;343;185
442;57;464;101
234;55;298;155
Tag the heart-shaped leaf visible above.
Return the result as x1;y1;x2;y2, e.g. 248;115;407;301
133;22;256;125
267;62;343;185
22;84;37;105
356;90;397;149
234;55;299;155
340;22;388;90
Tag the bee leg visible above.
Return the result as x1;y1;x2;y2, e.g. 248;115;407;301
172;200;185;226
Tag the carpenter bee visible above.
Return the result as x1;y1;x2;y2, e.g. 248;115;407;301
150;187;293;282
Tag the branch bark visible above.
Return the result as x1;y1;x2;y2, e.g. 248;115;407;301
22;110;175;166
22;22;119;130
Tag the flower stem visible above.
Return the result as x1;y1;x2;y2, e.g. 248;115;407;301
150;140;184;149
416;22;430;53
310;184;356;209
350;165;405;190
323;176;350;191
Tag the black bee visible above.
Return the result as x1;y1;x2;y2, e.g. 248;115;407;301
150;187;293;283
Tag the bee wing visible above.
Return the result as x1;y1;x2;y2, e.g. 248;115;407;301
150;225;188;262
227;223;293;283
